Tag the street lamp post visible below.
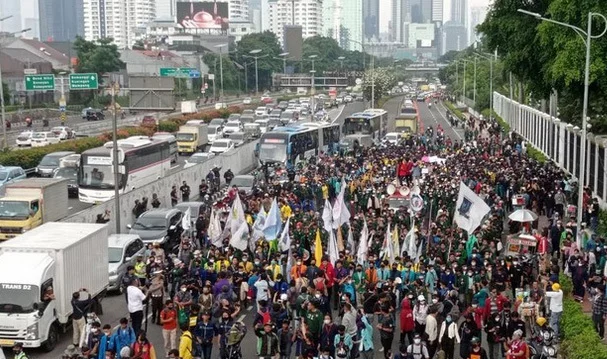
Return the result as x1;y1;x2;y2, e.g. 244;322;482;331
214;43;228;101
244;49;267;95
338;56;345;72
474;53;494;120
278;52;289;74
308;54;318;72
110;82;121;234
518;8;607;232
0;24;30;149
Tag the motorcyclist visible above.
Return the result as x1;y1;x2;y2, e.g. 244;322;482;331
224;169;234;185
211;165;221;192
535;317;555;344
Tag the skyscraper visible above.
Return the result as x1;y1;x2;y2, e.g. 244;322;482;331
391;0;409;43
342;0;363;50
39;0;84;41
410;0;431;23
451;0;468;26
262;0;322;47
469;6;487;44
431;0;443;23
0;1;21;34
363;0;379;41
154;0;176;20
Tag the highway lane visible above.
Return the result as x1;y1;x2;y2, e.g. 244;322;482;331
26;102;365;359
416;100;465;142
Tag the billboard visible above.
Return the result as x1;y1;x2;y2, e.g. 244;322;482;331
176;1;229;34
283;25;303;62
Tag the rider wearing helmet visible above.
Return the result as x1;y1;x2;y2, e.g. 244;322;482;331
535;317;555;345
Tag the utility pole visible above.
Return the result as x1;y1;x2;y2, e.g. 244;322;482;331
111;82;121;234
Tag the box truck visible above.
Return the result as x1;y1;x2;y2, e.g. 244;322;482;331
0;222;108;351
176;121;209;154
0;178;68;240
180;100;197;114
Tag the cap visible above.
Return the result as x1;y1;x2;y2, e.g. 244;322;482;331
552;283;561;291
418;295;426;302
13;342;24;348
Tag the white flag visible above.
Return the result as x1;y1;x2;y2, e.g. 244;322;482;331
286;247;294;282
181;207;191;231
357;219;369;265
347;225;355;252
252;207;267;242
328;229;339;265
208;209;223;247
322;199;333;233
229;221;249;251
402;223;417;259
279;217;291;252
380;223;392;261
230;193;246;237
454;182;491;233
332;177;350;229
262;198;282;240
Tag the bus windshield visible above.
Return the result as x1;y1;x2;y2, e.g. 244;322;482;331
344;119;372;135
259;143;287;163
79;164;118;189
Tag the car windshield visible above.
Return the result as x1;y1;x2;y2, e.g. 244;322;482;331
210;119;223;126
32;133;47;139
0;171;8;181
51;127;64;132
226;123;239;128
214;141;229;148
231;177;254;187
108;247;124;263
209;127;219;134
39;155;60;166
0;284;39;313
230;134;244;141
54;167;78;179
18;132;31;139
175;133;195;141
133;216;167;230
0;200;30;219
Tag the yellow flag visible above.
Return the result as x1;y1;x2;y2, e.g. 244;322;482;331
315;229;323;264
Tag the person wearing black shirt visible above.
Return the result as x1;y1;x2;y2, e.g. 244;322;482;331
378;306;395;359
506;311;526;340
83;322;102;358
180;181;191;202
151;193;161;208
170;186;179;206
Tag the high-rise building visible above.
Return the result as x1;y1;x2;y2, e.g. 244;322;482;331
450;0;468;26
154;0;176;20
391;0;409;43
21;0;40;38
228;0;250;21
342;0;363;51
363;0;379;41
431;0;443;23
410;0;431;23
322;0;340;40
262;0;322;47
39;0;84;42
469;6;487;44
443;20;467;54
83;0;155;48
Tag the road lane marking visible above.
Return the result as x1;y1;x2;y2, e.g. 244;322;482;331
434;102;464;141
171;165;181;170
331;104;347;124
68;207;73;210
238;314;246;322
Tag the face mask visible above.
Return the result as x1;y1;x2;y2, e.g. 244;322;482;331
432;299;438;303
446;316;452;323
513;261;518;265
445;271;451;275
471;262;476;266
254;261;260;266
414;338;421;344
324;319;331;325
472;304;477;308
297;262;302;266
181;287;187;292
467;272;473;276
315;294;321;298
271;261;276;265
495;316;500;322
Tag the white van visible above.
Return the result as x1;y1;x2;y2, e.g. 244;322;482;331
31;131;60;147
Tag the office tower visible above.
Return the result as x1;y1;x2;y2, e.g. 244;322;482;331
391;0;409;43
154;0;176;20
262;0;322;47
0;1;21;34
83;0;155;48
322;0;340;40
431;0;443;23
443;20;466;53
229;0;250;21
451;0;468;26
39;0;84;41
342;0;363;50
363;0;379;41
469;6;487;44
410;0;431;23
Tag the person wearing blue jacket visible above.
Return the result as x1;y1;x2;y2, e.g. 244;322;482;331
113;318;136;359
98;324;116;359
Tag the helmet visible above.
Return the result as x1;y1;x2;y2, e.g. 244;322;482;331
552;283;561;291
470;337;480;345
536;317;547;327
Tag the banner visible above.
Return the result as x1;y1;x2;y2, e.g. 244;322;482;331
454;182;491;234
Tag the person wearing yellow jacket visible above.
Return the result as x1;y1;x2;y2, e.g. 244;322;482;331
178;324;193;359
280;202;292;222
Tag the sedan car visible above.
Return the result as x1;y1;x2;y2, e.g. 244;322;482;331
15;130;33;146
382;132;402;146
51;126;75;140
209;139;235;154
85;108;105;121
174;202;206;227
230;174;258;195
255;107;267;116
107;234;145;292
184;152;215;168
227;132;249;147
243;97;252;104
127;209;183;248
0;166;26;192
223;121;243;135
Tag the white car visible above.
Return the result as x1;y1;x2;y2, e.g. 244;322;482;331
15;130;33;146
184;152;215;168
255;107;267;116
382;132;402;146
215;102;227;110
209;139;235;154
31;131;61;147
344;95;353;103
51;126;75;140
243;97;252;104
223;121;243;135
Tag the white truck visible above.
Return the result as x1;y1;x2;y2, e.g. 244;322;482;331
176;121;209;154
0;222;109;351
180;100;197;114
0;178;68;240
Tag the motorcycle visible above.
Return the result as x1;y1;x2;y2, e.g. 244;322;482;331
528;328;557;359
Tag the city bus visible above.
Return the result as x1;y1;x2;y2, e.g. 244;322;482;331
343;109;388;140
77;136;171;203
256;124;341;167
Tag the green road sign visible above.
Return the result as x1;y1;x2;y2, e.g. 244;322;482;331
69;73;99;90
160;67;197;78
24;74;55;91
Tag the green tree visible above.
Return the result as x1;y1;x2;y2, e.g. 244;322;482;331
235;32;282;92
73;37;124;83
302;36;343;73
362;67;396;105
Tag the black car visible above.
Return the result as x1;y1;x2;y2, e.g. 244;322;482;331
85;108;105;121
53;166;79;197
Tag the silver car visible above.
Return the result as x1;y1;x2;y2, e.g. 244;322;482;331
107;234;145;292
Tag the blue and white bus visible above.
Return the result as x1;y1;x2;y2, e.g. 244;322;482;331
78;136;171;203
257;123;341;167
343;108;388;140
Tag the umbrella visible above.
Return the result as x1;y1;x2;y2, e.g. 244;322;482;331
508;209;538;222
422;156;430;163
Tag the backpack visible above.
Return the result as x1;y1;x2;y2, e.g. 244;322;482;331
447;299;460;320
335;336;350;359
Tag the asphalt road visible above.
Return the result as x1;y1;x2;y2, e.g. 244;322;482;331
417;100;465;142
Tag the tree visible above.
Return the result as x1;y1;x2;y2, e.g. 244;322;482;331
73;36;124;83
362;67;396;105
234;32;282;92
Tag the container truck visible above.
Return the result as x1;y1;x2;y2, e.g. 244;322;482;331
0;222;109;351
180;100;197;114
0;178;68;240
176;122;209;154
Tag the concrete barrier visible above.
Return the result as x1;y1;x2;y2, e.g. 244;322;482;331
61;140;260;233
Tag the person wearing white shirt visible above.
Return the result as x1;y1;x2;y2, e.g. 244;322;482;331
425;308;438;359
439;315;461;359
254;273;274;305
127;278;147;336
544;282;563;338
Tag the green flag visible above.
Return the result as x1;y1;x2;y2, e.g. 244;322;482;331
466;234;477;259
